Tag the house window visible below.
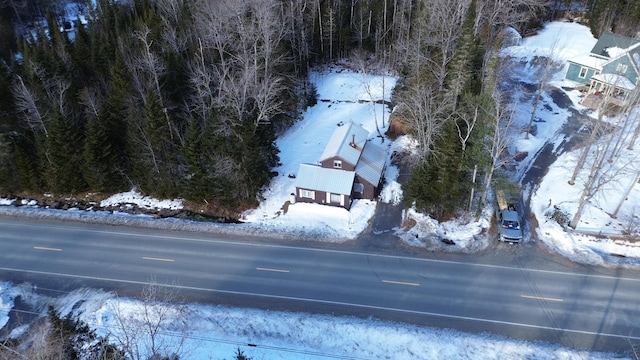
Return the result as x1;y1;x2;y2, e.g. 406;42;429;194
579;67;588;78
616;63;628;73
330;193;341;203
613;87;626;99
300;189;314;199
333;160;342;169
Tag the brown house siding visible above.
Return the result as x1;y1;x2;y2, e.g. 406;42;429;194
354;176;374;200
295;187;352;209
354;170;385;200
320;156;356;171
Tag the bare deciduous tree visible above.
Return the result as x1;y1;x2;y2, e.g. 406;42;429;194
568;115;606;186
628;111;640;150
13;75;47;136
569;144;639;229
476;0;548;42
612;171;640;219
395;80;453;164
424;0;470;91
524;38;562;140
609;89;640;159
111;280;188;360
78;86;101;120
567;80;625;186
130;25;174;141
480;91;517;206
192;0;288;132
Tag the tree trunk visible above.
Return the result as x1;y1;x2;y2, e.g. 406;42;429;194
569;114;604;185
612;170;640;218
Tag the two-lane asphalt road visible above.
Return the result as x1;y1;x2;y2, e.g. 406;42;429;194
1;216;639;353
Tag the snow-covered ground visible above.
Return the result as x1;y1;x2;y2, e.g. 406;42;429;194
0;282;624;360
239;68;398;240
503;21;640;266
1;21;639;359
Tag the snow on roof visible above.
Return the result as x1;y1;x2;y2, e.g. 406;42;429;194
295;163;355;195
355;141;386;186
590;31;640;58
319;122;368;165
604;46;627;58
592;73;636;90
567;54;607;69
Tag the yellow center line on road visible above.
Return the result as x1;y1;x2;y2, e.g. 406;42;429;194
142;256;175;262
33;246;62;252
521;294;564;302
382;279;420;287
256;267;290;273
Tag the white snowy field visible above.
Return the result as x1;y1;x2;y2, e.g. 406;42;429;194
1;20;639;359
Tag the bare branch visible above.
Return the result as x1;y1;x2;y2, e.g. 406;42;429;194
13;75;47;136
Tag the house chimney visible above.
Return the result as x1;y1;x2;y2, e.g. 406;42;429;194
350;134;356;148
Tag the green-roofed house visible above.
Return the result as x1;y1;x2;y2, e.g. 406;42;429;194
565;32;640;109
294;122;387;210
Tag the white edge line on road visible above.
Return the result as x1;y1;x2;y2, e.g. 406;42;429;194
5;220;640;283
142;256;175;262
33;246;62;252
1;266;638;342
382;279;420;286
521;294;563;302
256;267;290;273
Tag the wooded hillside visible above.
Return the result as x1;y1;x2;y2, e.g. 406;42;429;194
0;0;621;219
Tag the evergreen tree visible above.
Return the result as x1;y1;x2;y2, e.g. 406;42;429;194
446;0;483;106
47;305;126;360
83;116;123;192
130;91;179;198
182;119;210;200
233;121;279;206
0;133;18;192
234;347;252;360
12;131;44;192
586;0;640;37
0;8;16;62
404;124;470;218
47;110;87;193
105;53;133;175
47;305;95;360
71;15;94;85
4;0;304;215
404;0;490;217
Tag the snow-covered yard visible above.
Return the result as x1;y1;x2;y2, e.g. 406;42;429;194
1;20;640;359
504;22;640;266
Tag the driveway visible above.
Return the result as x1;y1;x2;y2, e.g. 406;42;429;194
356;160;409;251
519;87;596;241
356;86;597;254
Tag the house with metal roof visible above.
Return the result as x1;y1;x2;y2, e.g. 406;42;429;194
565;32;640;109
294;122;387;209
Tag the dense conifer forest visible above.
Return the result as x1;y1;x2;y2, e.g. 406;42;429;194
0;0;637;219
